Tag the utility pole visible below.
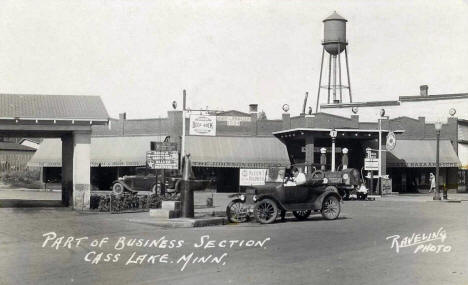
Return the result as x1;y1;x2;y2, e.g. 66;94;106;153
181;90;186;163
434;122;442;200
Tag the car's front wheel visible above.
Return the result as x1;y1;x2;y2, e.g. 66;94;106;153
254;198;278;224
112;183;125;195
226;199;249;223
321;195;341;220
293;210;312;220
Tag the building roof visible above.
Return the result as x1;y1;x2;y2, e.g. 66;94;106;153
216;110;251;117
320;101;400;109
387;139;460;168
399;93;468;102
0;94;109;121
321;93;468;109
186;136;290;168
28;136;165;167
92;117;168;136
19;138;42;144
0;142;36;151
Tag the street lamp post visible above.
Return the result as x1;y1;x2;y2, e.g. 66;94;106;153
378;109;389;195
329;130;338;172
434;122;442;200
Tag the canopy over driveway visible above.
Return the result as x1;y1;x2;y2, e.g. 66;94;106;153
0;94;109;210
29;136;165;167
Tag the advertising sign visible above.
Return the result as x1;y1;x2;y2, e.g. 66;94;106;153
382;178;393;194
189;114;216;136
364;158;379;171
239;169;267;186
217;116;251;126
386;131;397;151
146;142;179;169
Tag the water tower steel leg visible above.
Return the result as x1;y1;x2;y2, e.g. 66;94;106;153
327;54;332;104
338;51;342;103
333;55;337;102
316;47;325;113
345;47;352;102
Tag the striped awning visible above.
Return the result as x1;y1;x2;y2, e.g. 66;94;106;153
387;139;461;168
28;136;165;167
185;136;290;168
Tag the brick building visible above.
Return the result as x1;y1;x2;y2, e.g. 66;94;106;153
29;100;463;193
320;86;468;192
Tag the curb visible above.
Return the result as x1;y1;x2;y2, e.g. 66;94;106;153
426;199;462;203
129;216;227;228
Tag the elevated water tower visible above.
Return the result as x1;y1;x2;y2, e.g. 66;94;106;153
315;11;352;111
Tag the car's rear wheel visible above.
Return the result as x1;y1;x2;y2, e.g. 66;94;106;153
254;198;278;224
112;183;125;195
321;195;341;220
293;210;312;220
226;199;249;223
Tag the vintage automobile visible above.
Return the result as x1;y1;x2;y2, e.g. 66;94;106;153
111;167;160;195
226;169;342;224
111;167;209;197
322;168;362;199
277;163;362;199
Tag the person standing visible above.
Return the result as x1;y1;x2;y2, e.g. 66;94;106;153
429;173;436;193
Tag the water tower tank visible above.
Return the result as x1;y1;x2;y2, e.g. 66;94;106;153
323;11;347;55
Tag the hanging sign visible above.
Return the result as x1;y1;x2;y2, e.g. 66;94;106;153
146;142;179;169
386;131;397;151
189;114;216;136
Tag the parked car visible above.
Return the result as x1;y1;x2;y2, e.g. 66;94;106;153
111;167;158;195
226;169;342;224
322;168;362;199
281;163;362;199
111;167;210;197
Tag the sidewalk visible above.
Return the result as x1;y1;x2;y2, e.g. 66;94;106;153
193;191;231;215
372;193;468;203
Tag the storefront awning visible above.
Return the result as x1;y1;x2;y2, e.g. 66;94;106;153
387;139;461;168
186;136;290;168
28;136;165;167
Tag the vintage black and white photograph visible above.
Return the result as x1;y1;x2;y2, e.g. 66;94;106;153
0;0;467;284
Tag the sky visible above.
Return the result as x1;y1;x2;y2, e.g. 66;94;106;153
1;0;468;119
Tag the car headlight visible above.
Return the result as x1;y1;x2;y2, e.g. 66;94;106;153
240;194;246;202
252;195;257;202
323;178;328;184
343;173;349;180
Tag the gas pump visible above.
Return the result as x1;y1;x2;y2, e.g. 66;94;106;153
364;147;378;196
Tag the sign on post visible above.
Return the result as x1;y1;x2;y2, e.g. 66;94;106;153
364;158;379;171
386;131;397;151
239;169;267;186
147;142;179;169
